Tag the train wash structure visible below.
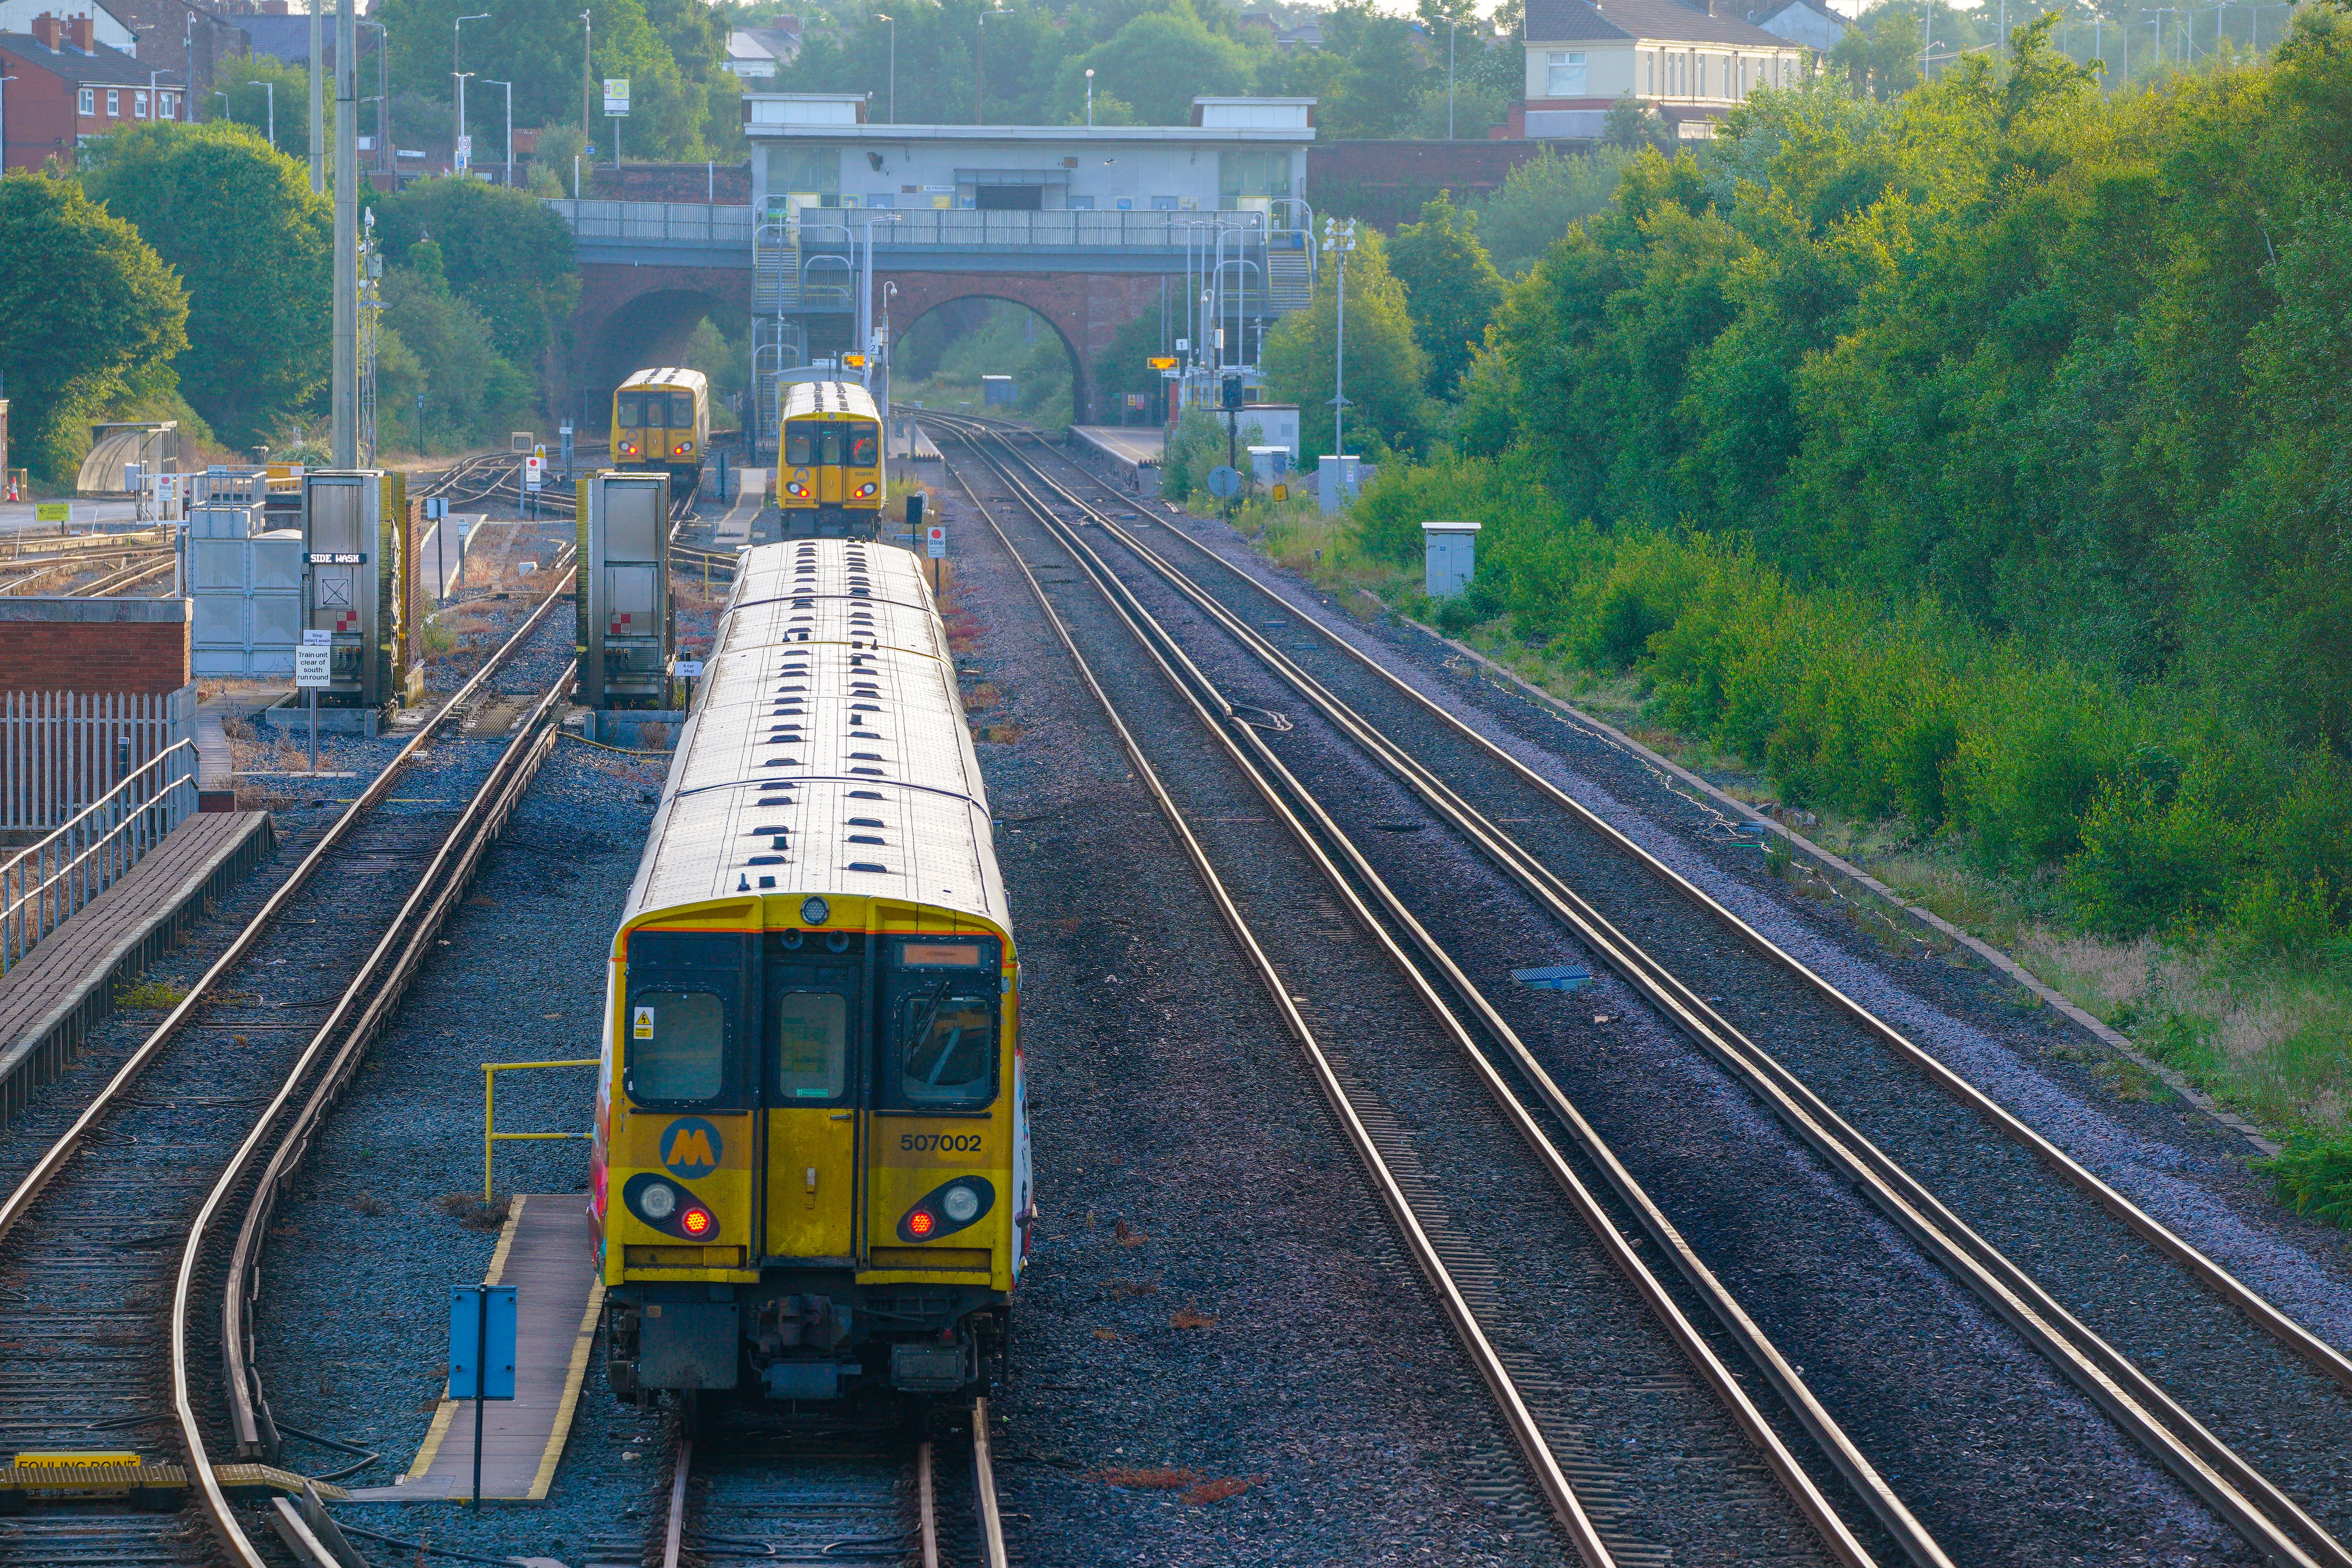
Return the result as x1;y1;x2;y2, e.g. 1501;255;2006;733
575;470;675;711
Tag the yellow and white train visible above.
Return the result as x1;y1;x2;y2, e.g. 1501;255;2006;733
591;536;1030;1407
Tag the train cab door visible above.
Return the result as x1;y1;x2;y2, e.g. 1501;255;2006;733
761;947;863;1262
817;424;846;507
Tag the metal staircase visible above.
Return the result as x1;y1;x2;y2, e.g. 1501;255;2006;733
1265;240;1314;315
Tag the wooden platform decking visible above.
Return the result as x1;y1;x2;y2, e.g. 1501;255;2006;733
0;810;275;1125
348;1194;604;1504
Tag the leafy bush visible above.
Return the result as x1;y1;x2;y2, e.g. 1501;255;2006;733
2262;1134;2352;1229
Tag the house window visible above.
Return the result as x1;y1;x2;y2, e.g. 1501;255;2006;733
1546;50;1586;96
1218;149;1292;207
79;88;94;114
134;90;148;117
162;92;176;118
107;88;119;116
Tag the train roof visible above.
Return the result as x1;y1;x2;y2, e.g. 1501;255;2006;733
780;380;880;419
619;368;710;392
621;539;1008;936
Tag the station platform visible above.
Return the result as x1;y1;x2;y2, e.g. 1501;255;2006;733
891;420;942;462
708;470;767;547
0;809;275;1125
349;1194;603;1503
1069;425;1163;496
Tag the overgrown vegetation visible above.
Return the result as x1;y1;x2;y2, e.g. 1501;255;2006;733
1279;10;2352;1218
895;300;1076;430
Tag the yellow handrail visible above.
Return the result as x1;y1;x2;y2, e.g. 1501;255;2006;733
481;1058;598;1200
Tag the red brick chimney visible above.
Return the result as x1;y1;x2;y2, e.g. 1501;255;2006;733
31;12;62;48
66;14;94;50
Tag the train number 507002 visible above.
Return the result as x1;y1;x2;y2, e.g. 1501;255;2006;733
900;1133;984;1154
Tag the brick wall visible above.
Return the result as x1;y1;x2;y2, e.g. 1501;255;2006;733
586;162;753;203
0;600;191;696
1307;138;1566;230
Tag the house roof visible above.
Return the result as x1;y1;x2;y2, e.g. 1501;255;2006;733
240;13;328;62
727;26;802;63
1525;0;1792;47
1748;0;1846;26
0;30;181;84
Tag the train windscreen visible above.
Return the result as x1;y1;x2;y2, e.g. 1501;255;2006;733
617;393;644;428
669;393;697;426
848;424;879;466
785;423;814;466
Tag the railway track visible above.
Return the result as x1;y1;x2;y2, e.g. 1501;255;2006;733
626;1400;1006;1568
935;421;1890;1568
0;567;579;1568
0;546;176;597
929;412;2352;1568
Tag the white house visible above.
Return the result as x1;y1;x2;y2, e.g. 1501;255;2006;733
725;22;803;82
1746;0;1848;51
1518;0;1809;140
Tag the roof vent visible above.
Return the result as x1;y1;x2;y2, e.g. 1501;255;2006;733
849;789;884;799
847;862;889;873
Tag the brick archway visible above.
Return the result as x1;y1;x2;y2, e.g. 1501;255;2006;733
572;263;752;428
882;272;1171;424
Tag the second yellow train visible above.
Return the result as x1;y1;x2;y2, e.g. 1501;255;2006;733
779;379;886;540
612;368;710;489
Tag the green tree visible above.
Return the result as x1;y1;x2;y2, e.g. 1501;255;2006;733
370;0;707;158
1062;4;1254;125
0;171;189;483
1831;7;1924;99
1388;189;1504;397
382;262;534;449
373;175;577;385
1603;92;1672;150
213;53;323;164
80;121;331;448
1317;0;1434;139
1090;307;1172;416
1475;145;1635;274
1262;223;1430;465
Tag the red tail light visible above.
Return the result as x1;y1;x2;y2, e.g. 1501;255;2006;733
681;1206;713;1237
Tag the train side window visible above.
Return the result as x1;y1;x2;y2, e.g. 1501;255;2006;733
819;425;845;466
670;393;697;426
848;423;878;466
617;394;643;429
785;423;814;466
768;989;849;1100
626;989;728;1102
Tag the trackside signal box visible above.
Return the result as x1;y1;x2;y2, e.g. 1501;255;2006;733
577;470;673;709
301;470;410;709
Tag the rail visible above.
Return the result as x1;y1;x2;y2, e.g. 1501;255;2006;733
482;1057;597;1200
942;414;2352;1568
0;737;196;974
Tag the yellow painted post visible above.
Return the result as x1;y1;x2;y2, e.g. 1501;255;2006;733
481;1059;600;1201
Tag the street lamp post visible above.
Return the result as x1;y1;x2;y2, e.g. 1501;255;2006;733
483;78;512;183
873;12;894;125
454;12;488;171
263;79;275;150
309;0;322;191
1321;216;1355;473
359;19;388;174
1447;18;1455;140
975;9;987;125
580;9;592;143
1085;67;1093;127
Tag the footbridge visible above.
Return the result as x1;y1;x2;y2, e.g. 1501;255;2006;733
554;94;1321;438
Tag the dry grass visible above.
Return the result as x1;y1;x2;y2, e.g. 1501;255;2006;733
960;682;1002;713
1169;1307;1216;1330
1098;1466;1197;1490
1181;1475;1265;1506
434;1192;513;1232
115;977;186;1010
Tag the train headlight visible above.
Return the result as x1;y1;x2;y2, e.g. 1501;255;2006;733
858;483;876;497
674;441;693;456
943;1186;980;1223
639;1183;677;1219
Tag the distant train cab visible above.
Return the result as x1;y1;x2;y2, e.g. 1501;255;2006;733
779;380;885;540
613;368;710;491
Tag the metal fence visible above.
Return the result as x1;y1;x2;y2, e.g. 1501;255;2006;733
545;200;754;245
0;737;198;975
2;685;197;831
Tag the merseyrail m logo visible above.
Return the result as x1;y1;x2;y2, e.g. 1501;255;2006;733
660;1117;722;1179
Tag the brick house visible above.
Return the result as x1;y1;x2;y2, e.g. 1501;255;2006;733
0;12;185;170
103;0;249;107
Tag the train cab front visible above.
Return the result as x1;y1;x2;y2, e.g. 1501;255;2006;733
597;905;1027;1413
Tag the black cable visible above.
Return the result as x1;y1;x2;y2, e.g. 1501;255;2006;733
326;1519;540;1566
274;1421;383;1485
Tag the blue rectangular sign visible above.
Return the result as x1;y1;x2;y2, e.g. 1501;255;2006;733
447;1285;518;1400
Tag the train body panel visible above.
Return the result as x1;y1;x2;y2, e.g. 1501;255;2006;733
592;537;1027;1407
612;367;710;490
778;380;886;540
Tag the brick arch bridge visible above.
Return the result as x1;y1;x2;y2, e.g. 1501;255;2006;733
570;264;751;427
881;272;1168;423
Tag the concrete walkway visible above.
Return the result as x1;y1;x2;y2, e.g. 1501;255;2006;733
347;1194;604;1504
